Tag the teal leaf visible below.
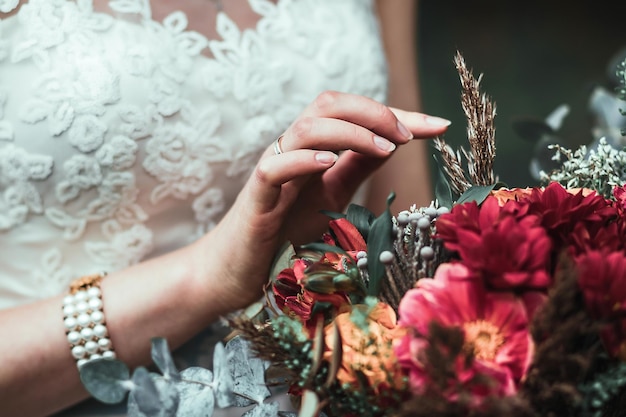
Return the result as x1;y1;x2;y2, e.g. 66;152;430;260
151;337;180;382
366;192;395;296
345;203;375;240
130;367;162;416
456;184;498;205
79;358;130;404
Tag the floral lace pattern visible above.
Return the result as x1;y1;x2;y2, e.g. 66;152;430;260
0;0;388;307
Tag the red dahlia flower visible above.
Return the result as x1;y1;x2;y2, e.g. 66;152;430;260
395;263;535;403
576;250;626;360
522;182;617;253
436;197;552;290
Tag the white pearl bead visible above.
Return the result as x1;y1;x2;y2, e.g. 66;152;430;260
84;340;99;354
67;331;81;345
63;295;75;306
62;305;76;317
74;290;88;302
80;328;94;341
102;351;116;359
75;301;89;314
88;298;102;311
71;345;86;359
77;313;90;327
64;317;78;330
93;324;107;338
87;287;101;297
98;338;111;350
76;359;88;368
90;311;104;324
89;353;102;361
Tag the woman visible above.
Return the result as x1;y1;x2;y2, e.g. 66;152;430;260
0;1;450;415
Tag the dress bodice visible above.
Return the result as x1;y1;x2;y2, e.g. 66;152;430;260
0;0;388;309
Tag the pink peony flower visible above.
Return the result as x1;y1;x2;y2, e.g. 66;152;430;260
395;263;535;403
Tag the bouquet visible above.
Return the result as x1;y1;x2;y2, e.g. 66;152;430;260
79;52;626;417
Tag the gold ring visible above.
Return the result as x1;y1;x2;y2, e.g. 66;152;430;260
273;135;285;155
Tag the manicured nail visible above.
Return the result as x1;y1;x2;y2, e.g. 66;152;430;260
315;152;338;164
373;136;396;152
397;121;413;139
425;116;452;127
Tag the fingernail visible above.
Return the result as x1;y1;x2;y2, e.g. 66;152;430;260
425;116;452;127
374;136;396;152
315;152;338;164
397;121;413;139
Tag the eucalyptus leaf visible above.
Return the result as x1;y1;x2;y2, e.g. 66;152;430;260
211;342;235;408
456;184;498;205
151;337;181;382
225;336;270;407
131;367;162;415
79;358;131;404
177;368;217;417
127;373;179;417
345;203;375;240
241;401;279;417
366;192;395;296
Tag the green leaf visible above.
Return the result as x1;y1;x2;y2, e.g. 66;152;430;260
345;203;375;240
366;192;395;296
300;242;350;257
456;184;498;205
151;337;180;382
79;359;131;404
434;157;454;209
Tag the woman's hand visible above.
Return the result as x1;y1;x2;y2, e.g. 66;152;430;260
198;91;450;311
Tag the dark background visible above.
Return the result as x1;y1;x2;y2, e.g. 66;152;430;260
417;0;626;188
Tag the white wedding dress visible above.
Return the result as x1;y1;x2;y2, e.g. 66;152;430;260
0;0;388;415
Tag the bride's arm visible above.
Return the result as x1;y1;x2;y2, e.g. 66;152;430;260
0;239;236;417
368;0;448;214
0;90;449;417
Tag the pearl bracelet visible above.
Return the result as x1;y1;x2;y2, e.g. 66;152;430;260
62;272;116;368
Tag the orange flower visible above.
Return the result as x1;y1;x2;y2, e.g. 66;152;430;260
323;302;406;391
490;187;534;206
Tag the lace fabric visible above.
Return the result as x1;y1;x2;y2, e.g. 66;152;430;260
0;0;388;414
0;0;388;309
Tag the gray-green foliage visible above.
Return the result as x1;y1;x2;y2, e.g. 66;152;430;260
579;362;626;417
540;138;626;199
79;336;277;416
